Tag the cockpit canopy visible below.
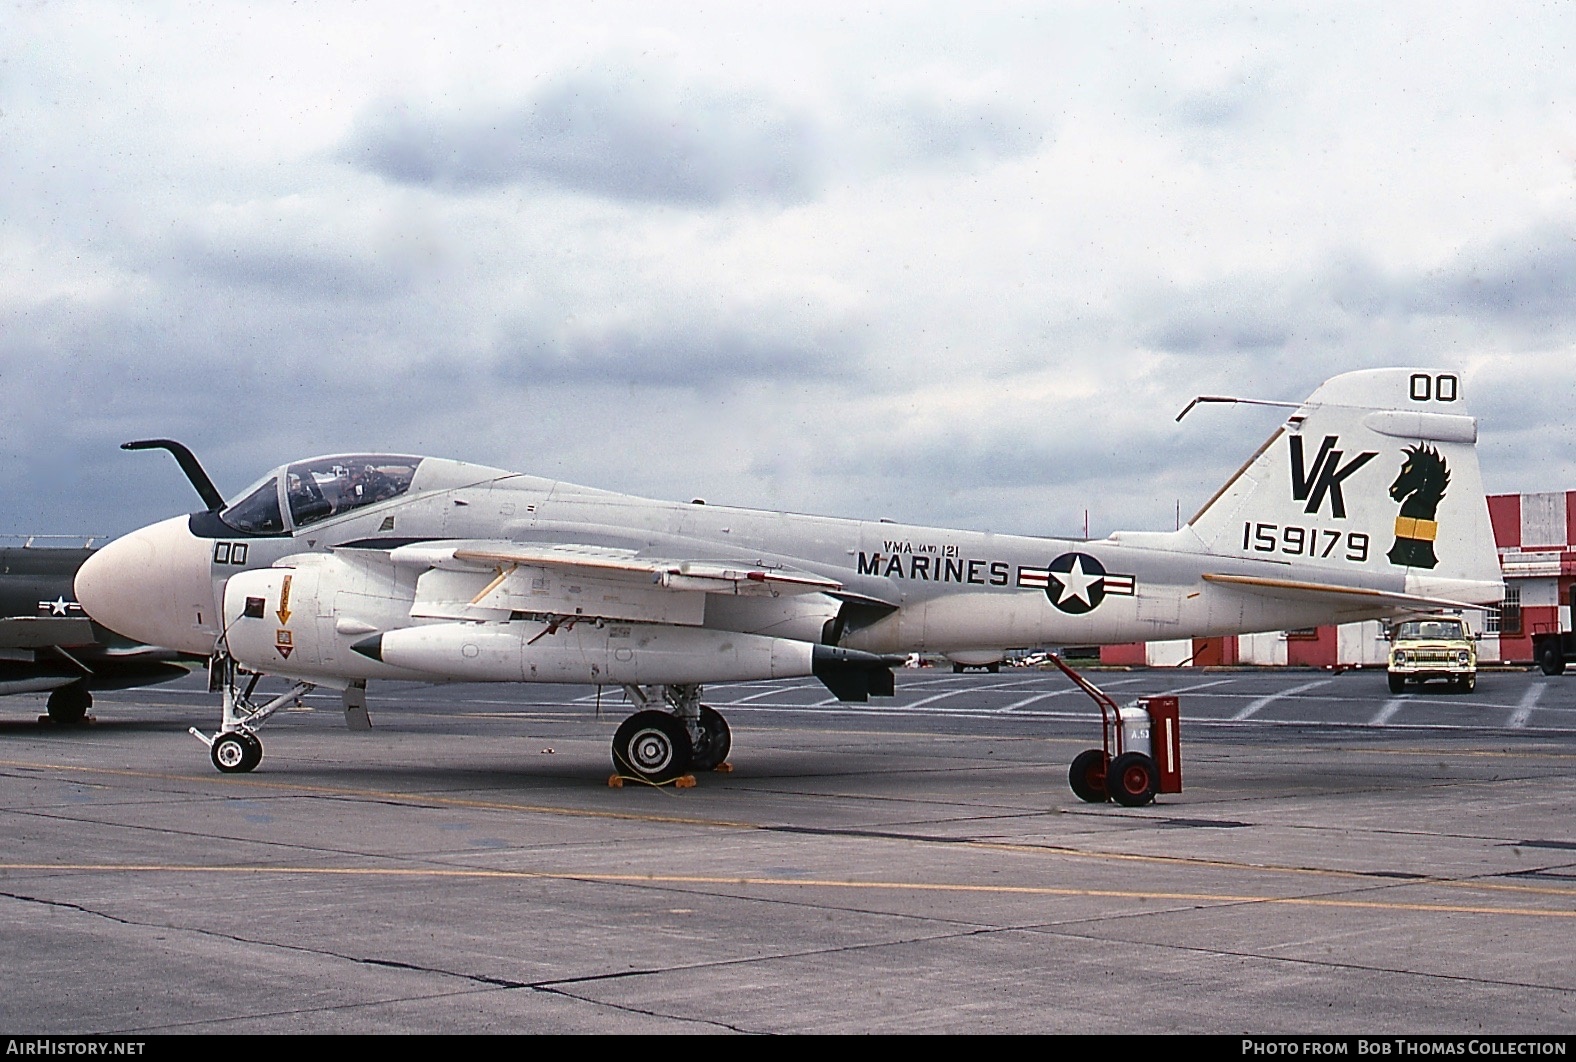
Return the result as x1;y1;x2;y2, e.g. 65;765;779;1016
220;455;422;535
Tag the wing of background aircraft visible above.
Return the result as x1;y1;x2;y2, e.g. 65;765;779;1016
75;367;1504;793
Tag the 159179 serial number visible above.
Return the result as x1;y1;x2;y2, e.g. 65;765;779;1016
1242;522;1371;562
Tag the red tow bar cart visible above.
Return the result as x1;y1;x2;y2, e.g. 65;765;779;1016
1048;655;1182;806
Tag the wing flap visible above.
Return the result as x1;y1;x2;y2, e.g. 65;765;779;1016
448;544;844;596
351;539;847;625
382;540;844;624
411;564;706;625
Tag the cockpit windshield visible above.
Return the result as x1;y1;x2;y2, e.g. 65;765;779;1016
218;455;422;535
220;476;285;535
284;455;420;528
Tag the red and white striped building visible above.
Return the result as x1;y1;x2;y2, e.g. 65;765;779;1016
1099;490;1569;667
1484;491;1576;663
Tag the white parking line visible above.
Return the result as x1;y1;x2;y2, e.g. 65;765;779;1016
902;687;984;709
1509;682;1546;728
1232;678;1333;721
1159;678;1236;695
898;675;981;689
993;690;1078;712
1370;697;1406;725
724;684;821;704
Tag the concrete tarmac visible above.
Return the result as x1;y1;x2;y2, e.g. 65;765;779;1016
0;666;1572;1034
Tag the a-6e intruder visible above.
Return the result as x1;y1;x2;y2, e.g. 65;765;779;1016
75;369;1503;798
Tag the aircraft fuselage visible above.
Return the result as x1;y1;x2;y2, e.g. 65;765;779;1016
84;464;1470;671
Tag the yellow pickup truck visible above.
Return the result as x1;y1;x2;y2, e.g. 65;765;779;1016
1388;615;1477;694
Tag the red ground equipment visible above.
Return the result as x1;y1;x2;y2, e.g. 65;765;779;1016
1049;655;1182;807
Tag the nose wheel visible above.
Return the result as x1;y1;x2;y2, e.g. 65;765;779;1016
193;663;310;774
211;731;263;773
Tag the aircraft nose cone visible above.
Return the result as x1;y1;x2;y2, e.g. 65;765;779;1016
76;516;218;654
75;534;155;635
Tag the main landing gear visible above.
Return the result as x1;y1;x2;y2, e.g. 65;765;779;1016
190;650;315;774
45;683;93;725
610;684;732;785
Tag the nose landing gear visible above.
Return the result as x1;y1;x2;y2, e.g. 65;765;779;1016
190;650;314;774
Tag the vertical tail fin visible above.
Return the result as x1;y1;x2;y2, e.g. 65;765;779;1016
1186;369;1502;606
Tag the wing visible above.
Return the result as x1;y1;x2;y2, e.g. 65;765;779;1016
344;540;853;625
0;617;98;649
228;541;900;700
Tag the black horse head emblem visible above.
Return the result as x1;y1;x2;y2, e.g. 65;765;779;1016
1386;445;1450;569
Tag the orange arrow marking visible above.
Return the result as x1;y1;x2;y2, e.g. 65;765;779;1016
276;574;293;625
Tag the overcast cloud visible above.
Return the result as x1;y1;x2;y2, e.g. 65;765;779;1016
3;2;1575;543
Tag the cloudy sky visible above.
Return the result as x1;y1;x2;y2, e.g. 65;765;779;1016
4;2;1575;543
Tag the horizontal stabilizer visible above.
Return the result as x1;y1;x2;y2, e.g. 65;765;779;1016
1202;572;1500;614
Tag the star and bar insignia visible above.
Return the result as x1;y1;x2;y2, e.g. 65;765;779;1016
1017;552;1135;615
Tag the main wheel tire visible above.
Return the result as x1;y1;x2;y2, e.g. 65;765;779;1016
1388;673;1406;694
1068;748;1108;803
239;732;264;772
211;732;257;774
46;685;91;724
612;710;693;784
1107;751;1159;807
1539;645;1566;676
690;706;732;771
1461;673;1477;693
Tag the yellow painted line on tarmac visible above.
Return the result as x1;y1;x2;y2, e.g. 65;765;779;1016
0;862;1571;920
4;757;1574;904
0;758;756;830
956;839;1576;900
1343;746;1576;762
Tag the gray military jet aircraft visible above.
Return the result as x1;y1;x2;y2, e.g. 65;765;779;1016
0;539;193;721
75;368;1503;790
